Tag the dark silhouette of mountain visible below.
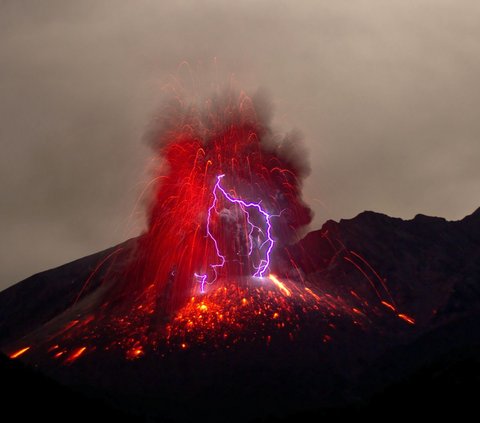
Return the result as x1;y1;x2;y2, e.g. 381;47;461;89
0;352;136;422
290;207;480;327
2;347;478;423
1;208;480;421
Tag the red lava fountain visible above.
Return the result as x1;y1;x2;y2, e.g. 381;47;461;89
123;90;312;318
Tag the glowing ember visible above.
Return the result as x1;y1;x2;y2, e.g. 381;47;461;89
398;314;415;325
48;273;383;361
304;287;321;301
381;300;396;312
126;346;144;360
65;346;87;363
160;279;354;350
9;346;30;359
268;274;291;297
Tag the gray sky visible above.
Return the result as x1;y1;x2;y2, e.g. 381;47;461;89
1;0;480;289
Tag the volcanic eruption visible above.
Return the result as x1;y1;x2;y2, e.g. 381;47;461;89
3;89;448;423
3;90;401;363
130;90;312;312
2;89;419;367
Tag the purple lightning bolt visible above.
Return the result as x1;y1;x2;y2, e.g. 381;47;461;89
195;174;275;292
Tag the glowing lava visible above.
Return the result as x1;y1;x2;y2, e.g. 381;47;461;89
268;274;291;297
9;346;30;359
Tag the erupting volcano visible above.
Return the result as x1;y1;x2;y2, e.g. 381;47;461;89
5;89;476;422
1;91;415;364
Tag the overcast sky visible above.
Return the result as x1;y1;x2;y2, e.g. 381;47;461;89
1;0;479;289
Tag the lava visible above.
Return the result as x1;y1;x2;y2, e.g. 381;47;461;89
268;274;291;297
65;346;87;364
29;276;366;360
398;313;415;325
9;346;30;359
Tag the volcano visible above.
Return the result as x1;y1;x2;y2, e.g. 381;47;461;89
1;208;480;421
1;90;479;420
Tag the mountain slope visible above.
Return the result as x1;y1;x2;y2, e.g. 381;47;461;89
1;209;479;421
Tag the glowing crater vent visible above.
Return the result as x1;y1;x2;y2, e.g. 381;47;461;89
195;174;275;292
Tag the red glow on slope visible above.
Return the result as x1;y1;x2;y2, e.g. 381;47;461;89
381;301;396;312
161;279;352;350
65;347;87;363
398;314;415;325
305;287;321;301
268;274;291;297
126;346;144;360
40;277;370;360
9;347;30;359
